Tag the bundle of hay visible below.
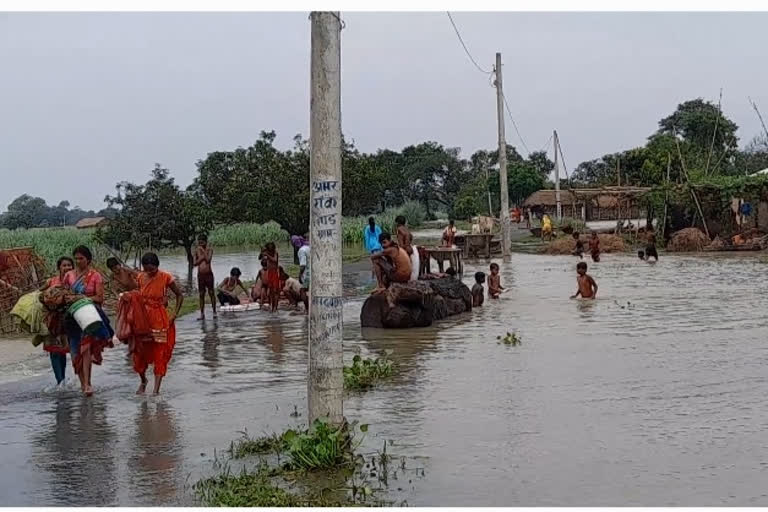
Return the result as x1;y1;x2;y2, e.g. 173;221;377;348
667;228;709;252
543;234;626;254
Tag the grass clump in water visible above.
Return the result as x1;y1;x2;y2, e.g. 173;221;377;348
497;331;522;345
229;431;286;459
194;465;349;507
283;419;368;471
343;353;394;391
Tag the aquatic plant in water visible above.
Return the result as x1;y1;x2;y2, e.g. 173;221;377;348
283;419;368;471
343;353;394;391
497;332;522;345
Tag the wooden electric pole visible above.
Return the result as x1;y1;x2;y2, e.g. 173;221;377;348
494;52;510;258
308;11;344;426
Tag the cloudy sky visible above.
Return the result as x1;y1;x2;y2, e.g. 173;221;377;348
1;11;767;211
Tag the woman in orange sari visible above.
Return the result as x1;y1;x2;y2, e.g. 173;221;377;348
133;252;184;395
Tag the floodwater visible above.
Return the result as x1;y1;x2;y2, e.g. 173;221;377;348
3;250;768;505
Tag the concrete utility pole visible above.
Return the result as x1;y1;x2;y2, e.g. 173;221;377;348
494;52;510;259
553;130;562;221
308;11;344;426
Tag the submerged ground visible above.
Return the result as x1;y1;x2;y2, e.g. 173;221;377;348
2;246;768;505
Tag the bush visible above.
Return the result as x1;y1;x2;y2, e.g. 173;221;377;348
341;201;426;244
208;221;290;247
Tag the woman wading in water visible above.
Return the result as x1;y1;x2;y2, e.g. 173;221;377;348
40;256;74;385
132;252;183;395
62;245;114;396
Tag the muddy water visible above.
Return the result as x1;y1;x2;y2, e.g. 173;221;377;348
3;252;768;505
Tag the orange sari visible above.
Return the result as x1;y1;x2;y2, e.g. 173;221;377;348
132;271;176;377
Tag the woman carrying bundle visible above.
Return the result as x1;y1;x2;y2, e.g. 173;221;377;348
62;245;114;396
132;252;183;395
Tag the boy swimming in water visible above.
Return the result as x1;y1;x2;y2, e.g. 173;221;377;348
570;261;598;299
472;271;486;307
487;263;504;299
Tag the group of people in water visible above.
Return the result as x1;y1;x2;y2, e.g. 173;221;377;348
22;209;661;393
31;246;182;396
193;234;311;317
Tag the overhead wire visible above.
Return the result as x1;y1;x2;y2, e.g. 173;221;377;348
501;92;531;156
446;12;492;75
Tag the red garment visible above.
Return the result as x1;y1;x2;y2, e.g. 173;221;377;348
265;268;281;292
132;271;176;377
116;290;152;353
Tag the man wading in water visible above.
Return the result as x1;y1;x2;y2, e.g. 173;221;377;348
194;234;216;320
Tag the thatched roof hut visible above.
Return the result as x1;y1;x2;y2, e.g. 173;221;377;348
75;217;108;229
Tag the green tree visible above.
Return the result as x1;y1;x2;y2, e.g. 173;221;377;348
103;165;213;282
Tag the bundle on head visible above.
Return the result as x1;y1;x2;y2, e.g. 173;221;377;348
543;233;626;254
667;228;709;252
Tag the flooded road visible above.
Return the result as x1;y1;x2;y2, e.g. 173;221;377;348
3;251;768;505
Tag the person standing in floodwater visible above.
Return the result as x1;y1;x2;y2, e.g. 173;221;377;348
588;231;601;262
39;256;74;385
193;234;216;320
363;217;382;254
570;261;598;299
396;215;419;281
442;219;457;247
262;242;280;312
133;252;184;395
62;245;114;396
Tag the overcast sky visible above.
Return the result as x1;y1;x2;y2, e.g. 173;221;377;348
1;11;767;211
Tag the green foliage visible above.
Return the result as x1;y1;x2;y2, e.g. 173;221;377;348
229;431;287;459
207;221;289;247
0;195;117;230
194;465;352;507
283;419;367;471
102;165;214;279
343;353;394;391
497;332;522;345
572;97;752;188
0;227;102;275
554;217;587;233
341;201;426;244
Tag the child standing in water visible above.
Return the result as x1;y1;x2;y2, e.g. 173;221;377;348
472;271;486;307
588;231;601;262
487;263;504;299
572;232;584;259
570;261;598;299
644;230;659;262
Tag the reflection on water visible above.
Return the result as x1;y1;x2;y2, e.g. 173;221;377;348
31;399;118;506
5;252;768;505
127;402;181;506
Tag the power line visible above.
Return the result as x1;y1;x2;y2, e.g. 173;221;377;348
539;133;554;154
446;12;492;75
501;92;531;156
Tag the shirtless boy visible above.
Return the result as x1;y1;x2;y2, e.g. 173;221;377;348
572;232;585;259
588;231;600;262
217;267;249;306
472;272;485;307
487;263;504;299
106;257;138;294
570;261;598;299
194;234;216;319
370;232;411;294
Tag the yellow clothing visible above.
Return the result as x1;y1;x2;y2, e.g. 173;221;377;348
542;215;553;233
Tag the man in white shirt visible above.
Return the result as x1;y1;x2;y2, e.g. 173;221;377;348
294;235;311;313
